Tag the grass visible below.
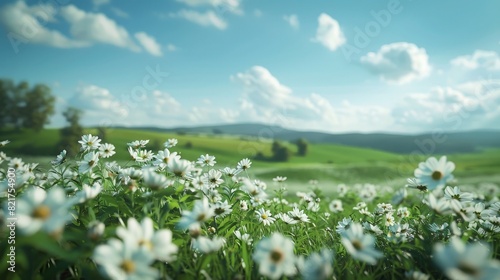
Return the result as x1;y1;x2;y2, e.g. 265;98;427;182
2;128;500;188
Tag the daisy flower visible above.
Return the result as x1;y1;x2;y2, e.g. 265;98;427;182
164;138;178;148
202;169;224;188
116;217;178;262
237;158;252;171
142;169;170;191
74;182;103;203
255;208;276;226
0;140;10;147
191;236;225;254
336;218;352;234
88;221;105;241
288;207;310;223
434;236;500;280
127;140;149;149
300;249;334;280
177;197;214;230
153;149;180;168
167;158;192;178
443;186;474;212
213;200;232;218
9;157;24;169
14;186;75;235
253;232;297;279
51;150;67;166
98;143;116;158
340;223;383;265
93;238;159;280
329;199;343;213
234;230;253;245
78;134;101;152
273;176;287;183
196;154;216;167
423;193;452;215
78;152;99;174
414;156;455;190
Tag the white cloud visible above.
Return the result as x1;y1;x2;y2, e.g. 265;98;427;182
0;1;88;49
451;50;500;71
92;0;110;9
254;9;263;17
283;14;299;29
176;0;242;15
61;5;139;51
360;42;431;84
111;7;129;18
392;80;500;131
171;9;227;30
135;32;163;56
231;66;392;132
313;13;345;51
166;44;178;52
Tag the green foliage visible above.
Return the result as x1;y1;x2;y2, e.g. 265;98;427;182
58;107;84;156
271;140;292;162
0;79;55;131
295;138;308;156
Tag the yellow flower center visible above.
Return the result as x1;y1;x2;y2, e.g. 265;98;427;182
457;261;479;276
431;171;443;180
197;213;206;221
138;239;153;250
352;239;363;250
32;205;51;220
120;260;136;274
261;213;268;219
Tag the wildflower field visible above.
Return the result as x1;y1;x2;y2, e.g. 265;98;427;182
0;135;499;280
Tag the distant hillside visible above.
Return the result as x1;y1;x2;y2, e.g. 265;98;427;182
117;123;500;154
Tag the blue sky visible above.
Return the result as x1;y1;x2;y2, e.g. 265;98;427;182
1;0;499;133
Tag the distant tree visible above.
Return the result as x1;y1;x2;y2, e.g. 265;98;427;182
0;79;55;131
295;138;308;156
58;107;84;156
271;140;291;162
212;128;223;135
185;141;193;149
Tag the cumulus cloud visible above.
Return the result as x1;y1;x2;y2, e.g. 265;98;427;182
176;0;243;15
61;5;139;51
451;50;500;71
171;9;227;29
392;80;500;131
360;42;431;84
231;66;392;132
111;7;129;18
0;1;88;49
135;32;162;56
283;14;299;29
313;13;345;51
0;2;163;55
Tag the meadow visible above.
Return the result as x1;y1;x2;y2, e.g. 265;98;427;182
0;130;499;279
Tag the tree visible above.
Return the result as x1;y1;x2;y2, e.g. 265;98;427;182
0;79;55;131
295;138;308;156
271;140;291;162
58;107;84;156
97;126;107;143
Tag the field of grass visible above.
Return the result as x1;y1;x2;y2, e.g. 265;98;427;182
2;128;500;192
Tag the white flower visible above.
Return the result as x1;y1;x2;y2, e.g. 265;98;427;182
78;152;99;174
434;236;500;280
9;157;24;169
167;158;192;178
153;149;180;168
423;193;452;215
239;200;248;211
405;177;428;192
0;140;10;147
14;186;74;235
405;270;430;280
117;217;178;262
93;238;159;280
443;186;474;212
300;249;334;280
202;169;224;188
253;232;296;279
392;188;407;205
329;199;343;213
213;200;232;218
99;143;116;158
78;134;101;152
237;158;252;171
273;176;287;183
362;222;383;236
178;197;214;230
341;223;383;265
414;156;455;190
191;236;225;253
142;169;170;191
336;218;352;234
127;140;149;149
88;221;105;241
255;208;276;226
74;182;102;203
134;149;154;163
234;230;253;245
51;150;67;166
196;154;216;167
164;138;178;148
288;207;310;223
